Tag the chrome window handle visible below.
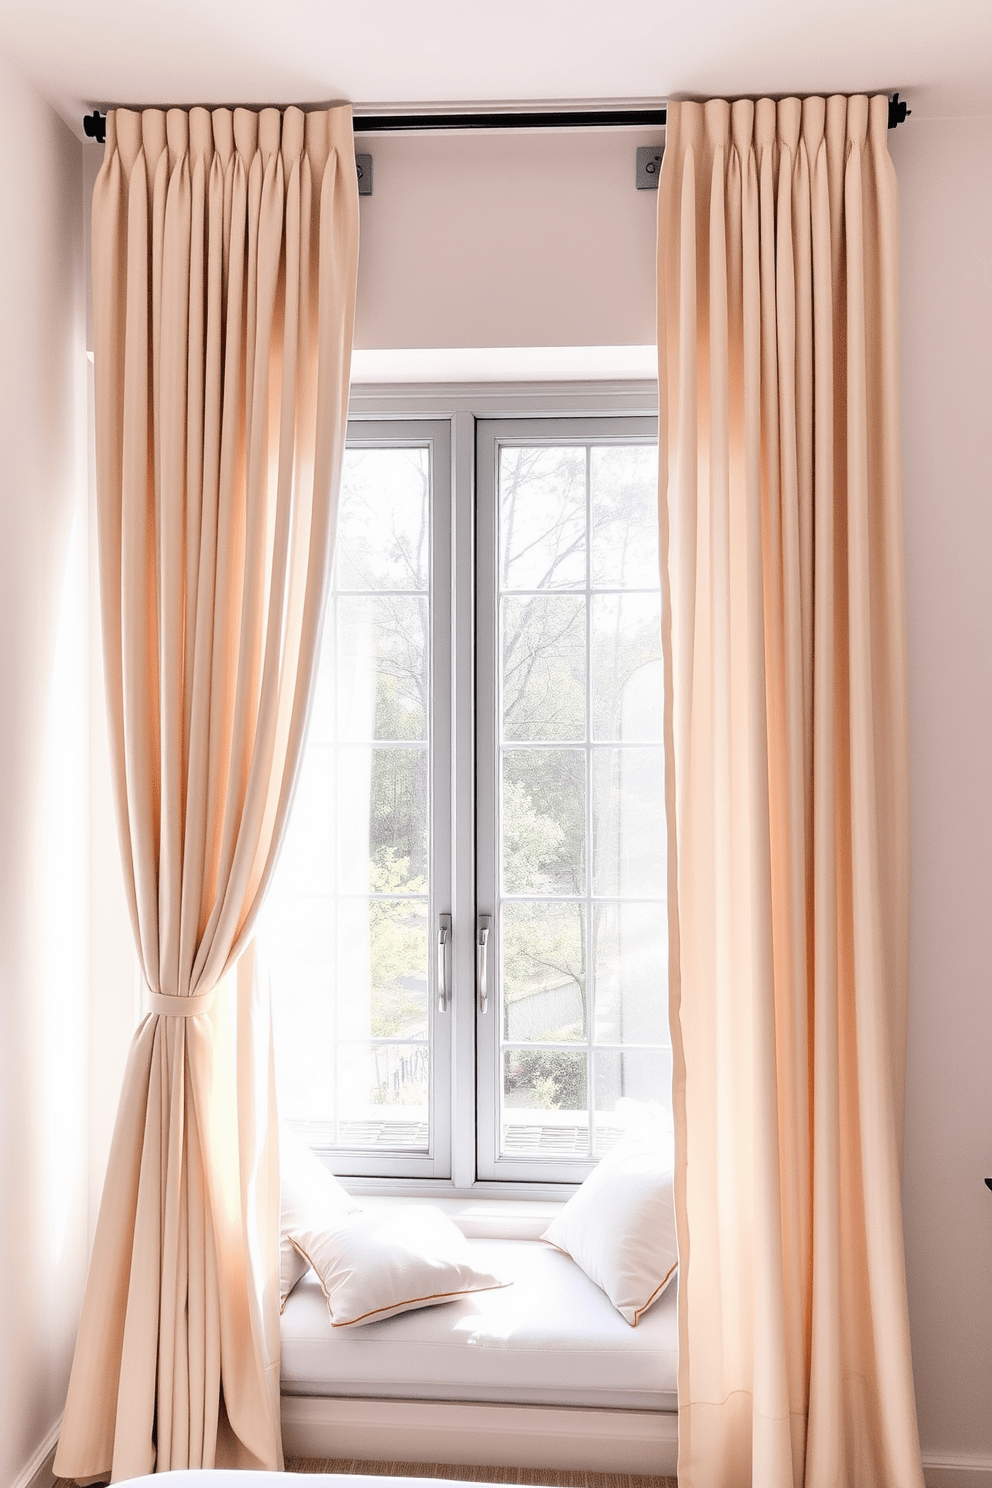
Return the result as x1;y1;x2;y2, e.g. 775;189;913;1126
437;914;451;1013
477;915;492;1015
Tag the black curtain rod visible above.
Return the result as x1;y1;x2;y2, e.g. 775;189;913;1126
82;94;910;144
353;107;668;132
81;107;666;142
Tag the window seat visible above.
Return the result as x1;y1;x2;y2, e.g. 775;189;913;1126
280;1234;678;1474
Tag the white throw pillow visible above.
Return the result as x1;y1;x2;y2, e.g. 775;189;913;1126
299;1204;509;1327
280;1124;362;1311
541;1133;677;1326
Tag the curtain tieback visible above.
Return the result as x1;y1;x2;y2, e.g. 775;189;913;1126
148;987;218;1018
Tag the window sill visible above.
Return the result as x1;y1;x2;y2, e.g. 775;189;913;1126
337;1185;568;1240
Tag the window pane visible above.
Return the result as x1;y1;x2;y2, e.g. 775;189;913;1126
502;748;585;895
486;423;666;1179
366;748;429;891
503;1049;589;1155
500;446;586;590
368;896;429;1033
502;901;586;1040
502;595;586;740
591;594;663;741
593;902;669;1044
269;895;429;1141
592;1048;674;1157
269;895;335;1126
592;746;667;896
336;1042;430;1149
590;445;659;589
264;431;440;1165
336;595;428;742
276;751;335;895
334;447;429;590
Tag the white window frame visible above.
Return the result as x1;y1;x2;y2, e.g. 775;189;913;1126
325;380;660;1199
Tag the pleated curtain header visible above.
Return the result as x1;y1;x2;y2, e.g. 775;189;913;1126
664;90;891;157
105;103;354;179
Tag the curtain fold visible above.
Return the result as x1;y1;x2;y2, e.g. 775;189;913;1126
54;103;358;1483
657;94;923;1488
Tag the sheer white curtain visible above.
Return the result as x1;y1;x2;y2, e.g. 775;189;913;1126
658;94;924;1488
54;104;358;1483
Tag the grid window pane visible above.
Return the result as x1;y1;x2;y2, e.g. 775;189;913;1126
593;902;669;1045
367;896;429;1033
269;895;336;1126
364;747;429;891
275;751;335;896
502;595;586;741
592;746;667;897
502;748;585;895
335;1042;430;1149
336;595;429;742
263;440;435;1159
499;446;586;590
592;1048;674;1156
334;447;429;590
493;435;666;1168
590;445;660;589
502;901;586;1042
503;1049;589;1156
590;593;663;742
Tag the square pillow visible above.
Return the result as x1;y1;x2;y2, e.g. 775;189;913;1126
298;1204;509;1327
280;1123;362;1311
541;1131;677;1326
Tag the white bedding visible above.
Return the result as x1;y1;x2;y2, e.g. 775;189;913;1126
280;1237;678;1412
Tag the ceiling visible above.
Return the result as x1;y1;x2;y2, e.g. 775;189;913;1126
0;0;989;137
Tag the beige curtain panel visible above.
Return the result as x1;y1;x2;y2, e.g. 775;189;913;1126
54;104;358;1483
657;95;923;1488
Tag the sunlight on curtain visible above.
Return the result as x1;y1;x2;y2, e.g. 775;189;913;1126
53;104;358;1482
658;95;924;1488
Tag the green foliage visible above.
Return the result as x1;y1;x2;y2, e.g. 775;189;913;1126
501;777;566;893
505;1048;587;1111
368;849;427;1036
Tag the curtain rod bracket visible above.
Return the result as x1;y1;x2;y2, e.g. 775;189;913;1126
636;146;664;189
83;111;106;143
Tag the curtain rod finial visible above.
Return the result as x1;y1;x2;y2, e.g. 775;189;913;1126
83;111;106;144
888;93;910;129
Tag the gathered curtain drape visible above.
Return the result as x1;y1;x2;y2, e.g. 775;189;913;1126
657;95;924;1488
53;103;358;1483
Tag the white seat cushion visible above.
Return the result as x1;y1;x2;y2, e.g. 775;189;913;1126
280;1237;677;1411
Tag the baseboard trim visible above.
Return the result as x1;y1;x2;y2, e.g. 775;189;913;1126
923;1455;992;1488
13;1418;62;1488
281;1395;678;1476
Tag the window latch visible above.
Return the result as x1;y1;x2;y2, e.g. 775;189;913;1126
477;916;492;1015
437;914;451;1013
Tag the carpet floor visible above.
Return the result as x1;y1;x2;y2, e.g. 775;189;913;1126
286;1457;677;1488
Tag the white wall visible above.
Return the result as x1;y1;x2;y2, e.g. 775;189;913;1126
0;49;88;1488
353;125;661;352
891;112;992;1475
